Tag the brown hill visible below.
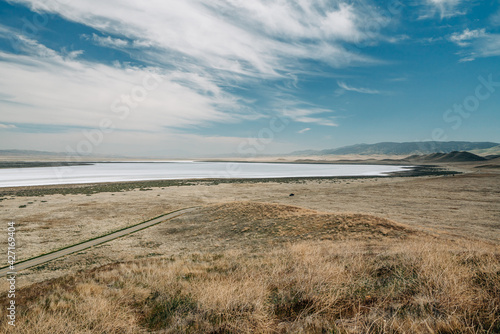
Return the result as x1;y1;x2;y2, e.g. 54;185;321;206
2;202;498;334
170;201;416;242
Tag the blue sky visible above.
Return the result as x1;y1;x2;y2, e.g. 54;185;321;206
0;0;499;157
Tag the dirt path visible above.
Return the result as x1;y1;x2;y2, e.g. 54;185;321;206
0;207;197;277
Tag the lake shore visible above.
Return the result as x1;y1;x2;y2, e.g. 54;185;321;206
0;164;457;197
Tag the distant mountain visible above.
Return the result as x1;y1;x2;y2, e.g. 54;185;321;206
470;145;500;157
290;149;321;156
291;141;499;156
0;149;67;156
0;149;128;160
404;151;487;163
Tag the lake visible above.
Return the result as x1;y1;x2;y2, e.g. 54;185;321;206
0;162;412;187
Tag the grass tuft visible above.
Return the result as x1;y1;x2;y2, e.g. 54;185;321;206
142;291;197;330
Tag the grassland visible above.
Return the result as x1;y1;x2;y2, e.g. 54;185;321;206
0;202;499;333
0;161;499;333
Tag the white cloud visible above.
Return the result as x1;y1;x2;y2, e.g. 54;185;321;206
281;108;337;126
0;36;247;133
448;28;500;61
337;81;381;94
84;33;129;48
66;50;85;59
0;124;16;129
298;128;311;134
475;34;500;58
385;35;410;44
449;28;486;47
419;0;465;19
0;1;400;155
10;0;389;77
457;55;476;63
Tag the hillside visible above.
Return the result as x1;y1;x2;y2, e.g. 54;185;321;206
470;145;500;157
0;149;67;156
404;151;487;163
292;141;499;156
1;202;498;334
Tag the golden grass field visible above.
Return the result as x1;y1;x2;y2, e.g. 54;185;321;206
0;161;499;333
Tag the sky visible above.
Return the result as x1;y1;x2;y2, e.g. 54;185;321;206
0;0;499;157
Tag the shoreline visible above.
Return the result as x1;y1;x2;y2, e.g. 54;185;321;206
0;159;411;169
0;165;456;197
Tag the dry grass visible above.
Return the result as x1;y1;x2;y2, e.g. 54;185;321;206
2;171;499;270
1;202;499;333
202;202;415;241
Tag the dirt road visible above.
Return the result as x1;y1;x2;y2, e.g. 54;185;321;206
0;207;197;277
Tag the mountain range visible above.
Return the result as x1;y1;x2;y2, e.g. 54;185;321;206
292;141;500;156
2;141;500;159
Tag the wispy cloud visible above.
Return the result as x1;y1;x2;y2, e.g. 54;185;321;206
1;2;395;125
449;28;486;47
83;33;129;48
281;108;337;127
475;35;500;58
336;81;381;95
9;0;390;78
448;28;500;61
0;34;248;133
387;77;408;82
298;128;311;134
419;0;465;20
385;35;410;44
491;10;500;26
0;1;403;154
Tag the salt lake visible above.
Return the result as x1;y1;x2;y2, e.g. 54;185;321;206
0;162;413;187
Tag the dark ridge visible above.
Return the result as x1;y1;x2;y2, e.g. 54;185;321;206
403;151;487;163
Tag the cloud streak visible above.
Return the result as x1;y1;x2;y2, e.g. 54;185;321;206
83;33;129;48
336;81;382;95
298;128;311;134
281;108;337;127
